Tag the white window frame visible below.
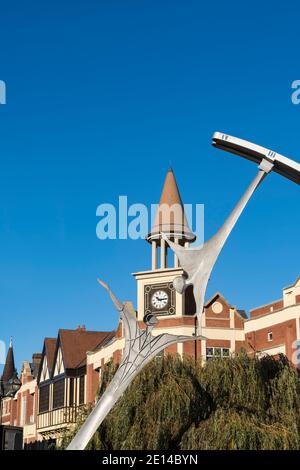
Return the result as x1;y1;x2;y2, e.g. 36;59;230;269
267;332;273;342
206;347;230;361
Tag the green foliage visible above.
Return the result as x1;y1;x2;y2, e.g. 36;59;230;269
59;404;94;450
182;352;300;450
60;351;300;450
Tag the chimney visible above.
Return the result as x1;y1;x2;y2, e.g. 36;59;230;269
32;353;42;364
76;325;86;332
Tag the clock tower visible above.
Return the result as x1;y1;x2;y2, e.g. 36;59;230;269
133;168;196;321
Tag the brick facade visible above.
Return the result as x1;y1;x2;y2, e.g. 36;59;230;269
86;364;100;404
250;300;284;317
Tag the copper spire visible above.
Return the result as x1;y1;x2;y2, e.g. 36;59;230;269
147;168;195;244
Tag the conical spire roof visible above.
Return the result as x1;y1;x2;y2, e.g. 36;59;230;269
1;337;16;383
147;168;195;244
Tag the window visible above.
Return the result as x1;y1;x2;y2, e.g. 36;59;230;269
3;400;10;415
4;430;9;450
53;379;65;409
69;378;75;406
79;376;85;405
39;385;50;413
267;332;273;342
206;347;230;361
20;396;27;426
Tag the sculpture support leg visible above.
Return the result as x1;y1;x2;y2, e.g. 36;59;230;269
208;167;270;257
193;166;273;334
164;162;274;337
67;368;134;451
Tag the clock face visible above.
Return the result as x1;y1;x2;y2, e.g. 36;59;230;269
151;290;169;310
144;283;175;316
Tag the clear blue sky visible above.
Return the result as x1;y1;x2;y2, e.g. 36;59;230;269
1;0;300;371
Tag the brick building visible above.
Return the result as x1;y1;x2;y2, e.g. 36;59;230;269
1;168;299;448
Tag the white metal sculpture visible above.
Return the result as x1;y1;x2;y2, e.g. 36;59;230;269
68;132;300;450
67;279;205;450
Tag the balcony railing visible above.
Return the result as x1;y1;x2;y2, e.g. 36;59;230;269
37;405;84;430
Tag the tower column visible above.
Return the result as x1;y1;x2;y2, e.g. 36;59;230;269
151;241;157;270
174;238;179;268
160;238;167;269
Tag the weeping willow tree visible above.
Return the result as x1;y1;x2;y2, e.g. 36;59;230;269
61;351;300;450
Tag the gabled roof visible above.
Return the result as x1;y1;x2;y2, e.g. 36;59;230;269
37;338;56;383
54;329;115;372
38;329;115;382
44;338;56;372
76;331;116;368
204;292;247;320
204;292;233;309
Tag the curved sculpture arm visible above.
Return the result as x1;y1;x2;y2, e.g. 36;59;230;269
206;168;269;259
163;166;271;277
161;233;200;280
97;279;123;311
97;278;143;356
162;164;273;334
163;333;206;343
